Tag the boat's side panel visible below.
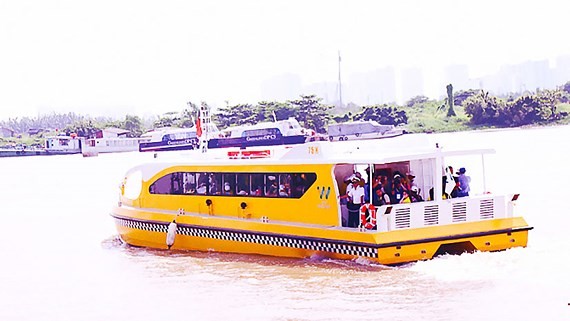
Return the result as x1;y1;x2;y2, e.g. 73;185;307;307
112;205;530;265
139;138;199;152
208;135;307;149
133;163;341;226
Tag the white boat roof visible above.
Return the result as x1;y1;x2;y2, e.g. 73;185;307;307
133;134;495;180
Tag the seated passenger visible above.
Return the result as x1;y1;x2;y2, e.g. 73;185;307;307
268;181;278;196
251;186;262;196
196;183;207;195
279;184;289;197
185;183;196;194
223;182;233;195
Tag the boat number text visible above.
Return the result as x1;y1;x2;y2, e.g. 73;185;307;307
308;146;320;155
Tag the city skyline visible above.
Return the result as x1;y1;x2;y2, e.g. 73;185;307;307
262;55;570;107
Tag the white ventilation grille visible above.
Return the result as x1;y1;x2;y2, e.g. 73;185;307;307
395;208;411;229
424;205;439;225
452;202;467;222
480;199;494;219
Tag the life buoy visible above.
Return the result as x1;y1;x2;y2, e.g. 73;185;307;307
359;203;377;229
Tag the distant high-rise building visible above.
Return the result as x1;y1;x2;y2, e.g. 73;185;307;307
260;73;303;101
346;67;396;105
444;64;470;91
555;54;570;86
400;67;424;103
302;82;338;104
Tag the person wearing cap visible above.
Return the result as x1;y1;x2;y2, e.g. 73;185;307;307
456;167;471;197
346;177;365;228
406;171;418;190
409;185;423;202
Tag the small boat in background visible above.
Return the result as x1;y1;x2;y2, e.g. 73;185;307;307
327;120;405;142
207;117;311;149
44;135;82;155
82;128;150;157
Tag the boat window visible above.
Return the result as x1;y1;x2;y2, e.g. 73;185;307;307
250;174;265;197
265;175;278;197
278;174;291;197
149;172;185;195
196;172;209;195
149;171;316;199
209;173;222;195
236;173;250;195
222;173;236;195
290;173;317;198
183;172;196;194
242;128;281;137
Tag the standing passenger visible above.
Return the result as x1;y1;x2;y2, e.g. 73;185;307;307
346;177;365;228
456;167;471;197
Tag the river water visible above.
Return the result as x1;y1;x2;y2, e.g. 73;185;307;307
0;126;568;321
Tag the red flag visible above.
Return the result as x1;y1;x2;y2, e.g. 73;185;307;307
195;117;202;138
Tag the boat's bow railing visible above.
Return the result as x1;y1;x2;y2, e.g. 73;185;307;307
375;193;520;232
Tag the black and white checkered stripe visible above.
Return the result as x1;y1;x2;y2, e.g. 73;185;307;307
114;217;378;258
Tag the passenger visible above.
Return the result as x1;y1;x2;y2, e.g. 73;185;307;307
196;183;207;195
447;166;459;198
455;167;471;197
291;174;307;198
390;175;406;204
279;184;289;197
406;172;417;190
409;185;424;202
372;185;391;206
223;182;233;195
268;181;278;196
379;175;390;195
346;177;365;228
251;186;263;196
355;172;365;187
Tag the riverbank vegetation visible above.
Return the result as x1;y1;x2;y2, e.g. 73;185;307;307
1;81;569;147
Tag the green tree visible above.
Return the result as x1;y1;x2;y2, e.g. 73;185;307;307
352;104;407;125
213;103;256;129
288;95;332;133
405;95;430;108
122;115;144;137
463;91;504;125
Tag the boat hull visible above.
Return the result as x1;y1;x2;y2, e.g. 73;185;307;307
111;206;531;265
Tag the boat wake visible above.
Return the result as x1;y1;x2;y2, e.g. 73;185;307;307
101;234;398;271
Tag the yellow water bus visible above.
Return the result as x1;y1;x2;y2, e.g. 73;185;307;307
111;135;532;265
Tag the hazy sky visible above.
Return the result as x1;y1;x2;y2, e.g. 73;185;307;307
1;0;568;120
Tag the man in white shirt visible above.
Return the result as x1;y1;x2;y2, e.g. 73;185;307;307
346;177;365;228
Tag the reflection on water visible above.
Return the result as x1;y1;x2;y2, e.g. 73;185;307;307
1;127;570;321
